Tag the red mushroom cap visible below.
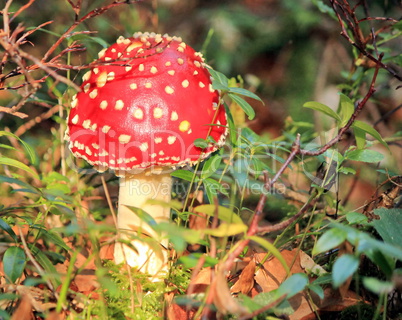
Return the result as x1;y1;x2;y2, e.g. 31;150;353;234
65;32;227;173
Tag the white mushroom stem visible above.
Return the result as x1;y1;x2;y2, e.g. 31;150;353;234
114;171;171;276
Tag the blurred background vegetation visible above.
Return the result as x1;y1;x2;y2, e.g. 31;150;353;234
2;0;401;208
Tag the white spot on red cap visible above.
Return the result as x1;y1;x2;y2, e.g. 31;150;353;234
82;119;91;129
102;125;111;133
145;82;152;88
119;134;131;144
150;66;158;74
199;82;205;88
140;142;148;151
177;58;184;65
130;83;138;90
83;83;90;93
179;120;190;132
89;89;98;99
171;111;178;121
165;86;174;94
71;114;79;124
139;64;144;71
82;71;91;82
96;71;108;87
133;108;143;120
182;80;189;88
114;100;124;110
154;137;162;144
167;136;176;144
153;107;163;119
98;48;107;59
100;101;108;110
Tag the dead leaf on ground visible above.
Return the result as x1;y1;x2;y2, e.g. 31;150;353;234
11;294;33;320
213;267;249;317
230;258;256;296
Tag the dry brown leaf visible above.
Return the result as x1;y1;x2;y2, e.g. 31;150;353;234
11;294;33;320
213;267;249;317
254;249;304;292
230;259;256;296
188;266;212;294
299;250;327;276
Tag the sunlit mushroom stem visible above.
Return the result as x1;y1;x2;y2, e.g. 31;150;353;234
114;171;171;276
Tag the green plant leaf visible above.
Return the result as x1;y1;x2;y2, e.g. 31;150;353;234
201;154;222;180
303;101;341;122
352;120;389;151
194;138;208;149
202;223;247;237
0;218;18;242
352;125;366;149
312;227;347;255
208;68;229;89
247;236;290;275
363;277;394;294
228;93;256;120
195;204;243;224
308;284;325;299
277;273;309;298
0;157;38;179
3;247;26;283
346;212;368;225
171;170;198;182
0;131;36;163
338;93;355;126
227;87;263;103
312;228;347;255
346;149;384;163
370;208;402;248
332;254;359;288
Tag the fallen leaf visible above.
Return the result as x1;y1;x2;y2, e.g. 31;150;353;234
230;259;256;296
11;294;33;320
299;250;327;276
213;267;249;316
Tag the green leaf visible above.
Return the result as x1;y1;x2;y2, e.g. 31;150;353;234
208;68;229;89
204;178;229;196
303;101;341;122
332;254;359;288
338;93;355;126
42;230;70;251
0;218;18;242
247;236;290;275
227;87;263;103
201;154;222;180
352;120;389;151
353;123;367;149
370;208;402;248
194;138;208;149
346;212;368;225
308;284;324;299
195;204;243;224
3;247;26;283
171;170;198;182
312;227;347;255
277;273;309;298
0;157;38;179
346;149;384;163
0;131;36;164
31;247;61;287
228;93;255;120
203;223;247;237
0;175;39;194
363;277;394;294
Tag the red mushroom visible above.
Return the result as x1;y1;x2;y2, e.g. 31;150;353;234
65;32;227;275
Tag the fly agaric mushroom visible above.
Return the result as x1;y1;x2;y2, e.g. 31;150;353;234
65;32;227;275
